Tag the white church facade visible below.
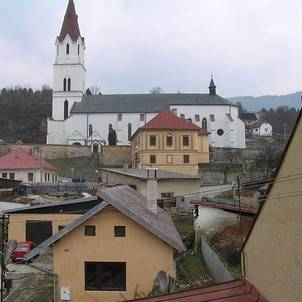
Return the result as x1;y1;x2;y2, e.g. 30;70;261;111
47;0;246;150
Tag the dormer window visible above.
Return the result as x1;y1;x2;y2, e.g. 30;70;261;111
66;43;70;55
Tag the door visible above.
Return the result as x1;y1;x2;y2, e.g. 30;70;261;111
26;221;52;245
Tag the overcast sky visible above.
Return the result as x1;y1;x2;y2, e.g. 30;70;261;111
0;0;301;97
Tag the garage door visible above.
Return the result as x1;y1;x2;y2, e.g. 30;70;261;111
26;221;52;245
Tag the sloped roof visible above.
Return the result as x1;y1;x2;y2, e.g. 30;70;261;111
126;278;267;302
25;186;185;260
0;148;57;171
140;111;202;131
239;112;257;121
70;93;235;114
101;168;200;180
58;0;82;43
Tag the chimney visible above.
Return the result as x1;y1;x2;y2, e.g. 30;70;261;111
146;168;158;214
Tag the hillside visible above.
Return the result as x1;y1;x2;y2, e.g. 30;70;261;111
229;91;302;111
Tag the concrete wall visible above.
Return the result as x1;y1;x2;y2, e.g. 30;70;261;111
53;207;174;302
101;145;131;166
0;144;91;160
8;213;81;242
243;114;302;302
201;237;233;283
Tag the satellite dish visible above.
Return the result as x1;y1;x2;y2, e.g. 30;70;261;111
155;271;170;293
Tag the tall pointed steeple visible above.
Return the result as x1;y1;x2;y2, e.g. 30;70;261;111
209;74;216;96
58;0;82;42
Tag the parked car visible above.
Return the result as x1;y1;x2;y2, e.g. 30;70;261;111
11;241;35;262
72;176;86;183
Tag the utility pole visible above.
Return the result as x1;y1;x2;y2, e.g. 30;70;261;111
1;214;5;301
237;176;246;276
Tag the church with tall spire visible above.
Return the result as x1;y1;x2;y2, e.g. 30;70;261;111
47;0;246;149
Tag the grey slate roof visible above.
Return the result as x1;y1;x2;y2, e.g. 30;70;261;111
25;186;185;260
239;112;257;121
3;196;98;214
71;93;235;114
102;168;200;180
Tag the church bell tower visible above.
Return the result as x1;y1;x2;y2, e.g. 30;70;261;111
52;0;86;121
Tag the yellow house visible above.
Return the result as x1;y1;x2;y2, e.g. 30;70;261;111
242;110;302;302
131;111;209;175
25;185;185;302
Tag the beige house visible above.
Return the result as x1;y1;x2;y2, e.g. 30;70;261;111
131;111;209;175
25;185;185;302
101;168;200;200
242;110;302;302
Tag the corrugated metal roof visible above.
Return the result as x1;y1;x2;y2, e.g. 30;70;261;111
70;93;235;114
126;278;267;302
25;186;185;260
0;148;57;171
3;196;98;214
101;168;200;180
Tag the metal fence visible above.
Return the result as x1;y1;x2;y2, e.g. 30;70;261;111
201;236;234;283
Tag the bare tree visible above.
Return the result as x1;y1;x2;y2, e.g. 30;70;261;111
150;86;164;94
89;86;102;95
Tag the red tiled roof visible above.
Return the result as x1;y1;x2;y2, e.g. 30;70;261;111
140;111;207;133
58;0;82;43
0;148;57;171
127;278;267;302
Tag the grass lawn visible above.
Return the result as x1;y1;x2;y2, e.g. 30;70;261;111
176;250;213;288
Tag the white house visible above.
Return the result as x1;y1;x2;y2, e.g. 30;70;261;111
248;122;273;137
47;0;246;150
0;148;58;183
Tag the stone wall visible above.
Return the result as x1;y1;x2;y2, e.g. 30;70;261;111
0;143;91;159
100;146;131;167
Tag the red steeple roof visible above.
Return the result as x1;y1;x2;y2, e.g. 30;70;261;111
58;0;82;43
0;148;57;171
140;111;206;132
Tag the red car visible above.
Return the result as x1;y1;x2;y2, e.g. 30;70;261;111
11;241;34;262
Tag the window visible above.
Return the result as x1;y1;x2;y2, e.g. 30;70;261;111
89;124;93;137
149;135;156;146
114;226;126;237
28;173;34;182
167;155;173;163
2;173;7;179
117;113;123;121
9;173;15;180
195;114;200;122
55;174;58;182
85;262;126;291
183;155;190;163
78;44;80;55
217;129;224;136
64;100;69;119
66;43;69;55
63;78;67;91
180;114;185;119
128;123;132;141
182;135;189;146
140;113;145;121
47;173;50;182
68;78;71;91
150;155;156;164
52;174;55;182
171;108;177;115
166;134;173;146
202;118;207;130
85;225;96;236
44;173;47;182
161;192;174;198
58;225;65;231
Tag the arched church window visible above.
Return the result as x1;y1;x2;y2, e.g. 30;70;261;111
202;117;207;130
128;123;132;141
63;78;67;91
66;43;70;55
68;78;71;91
89;124;93;137
64;100;69;120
